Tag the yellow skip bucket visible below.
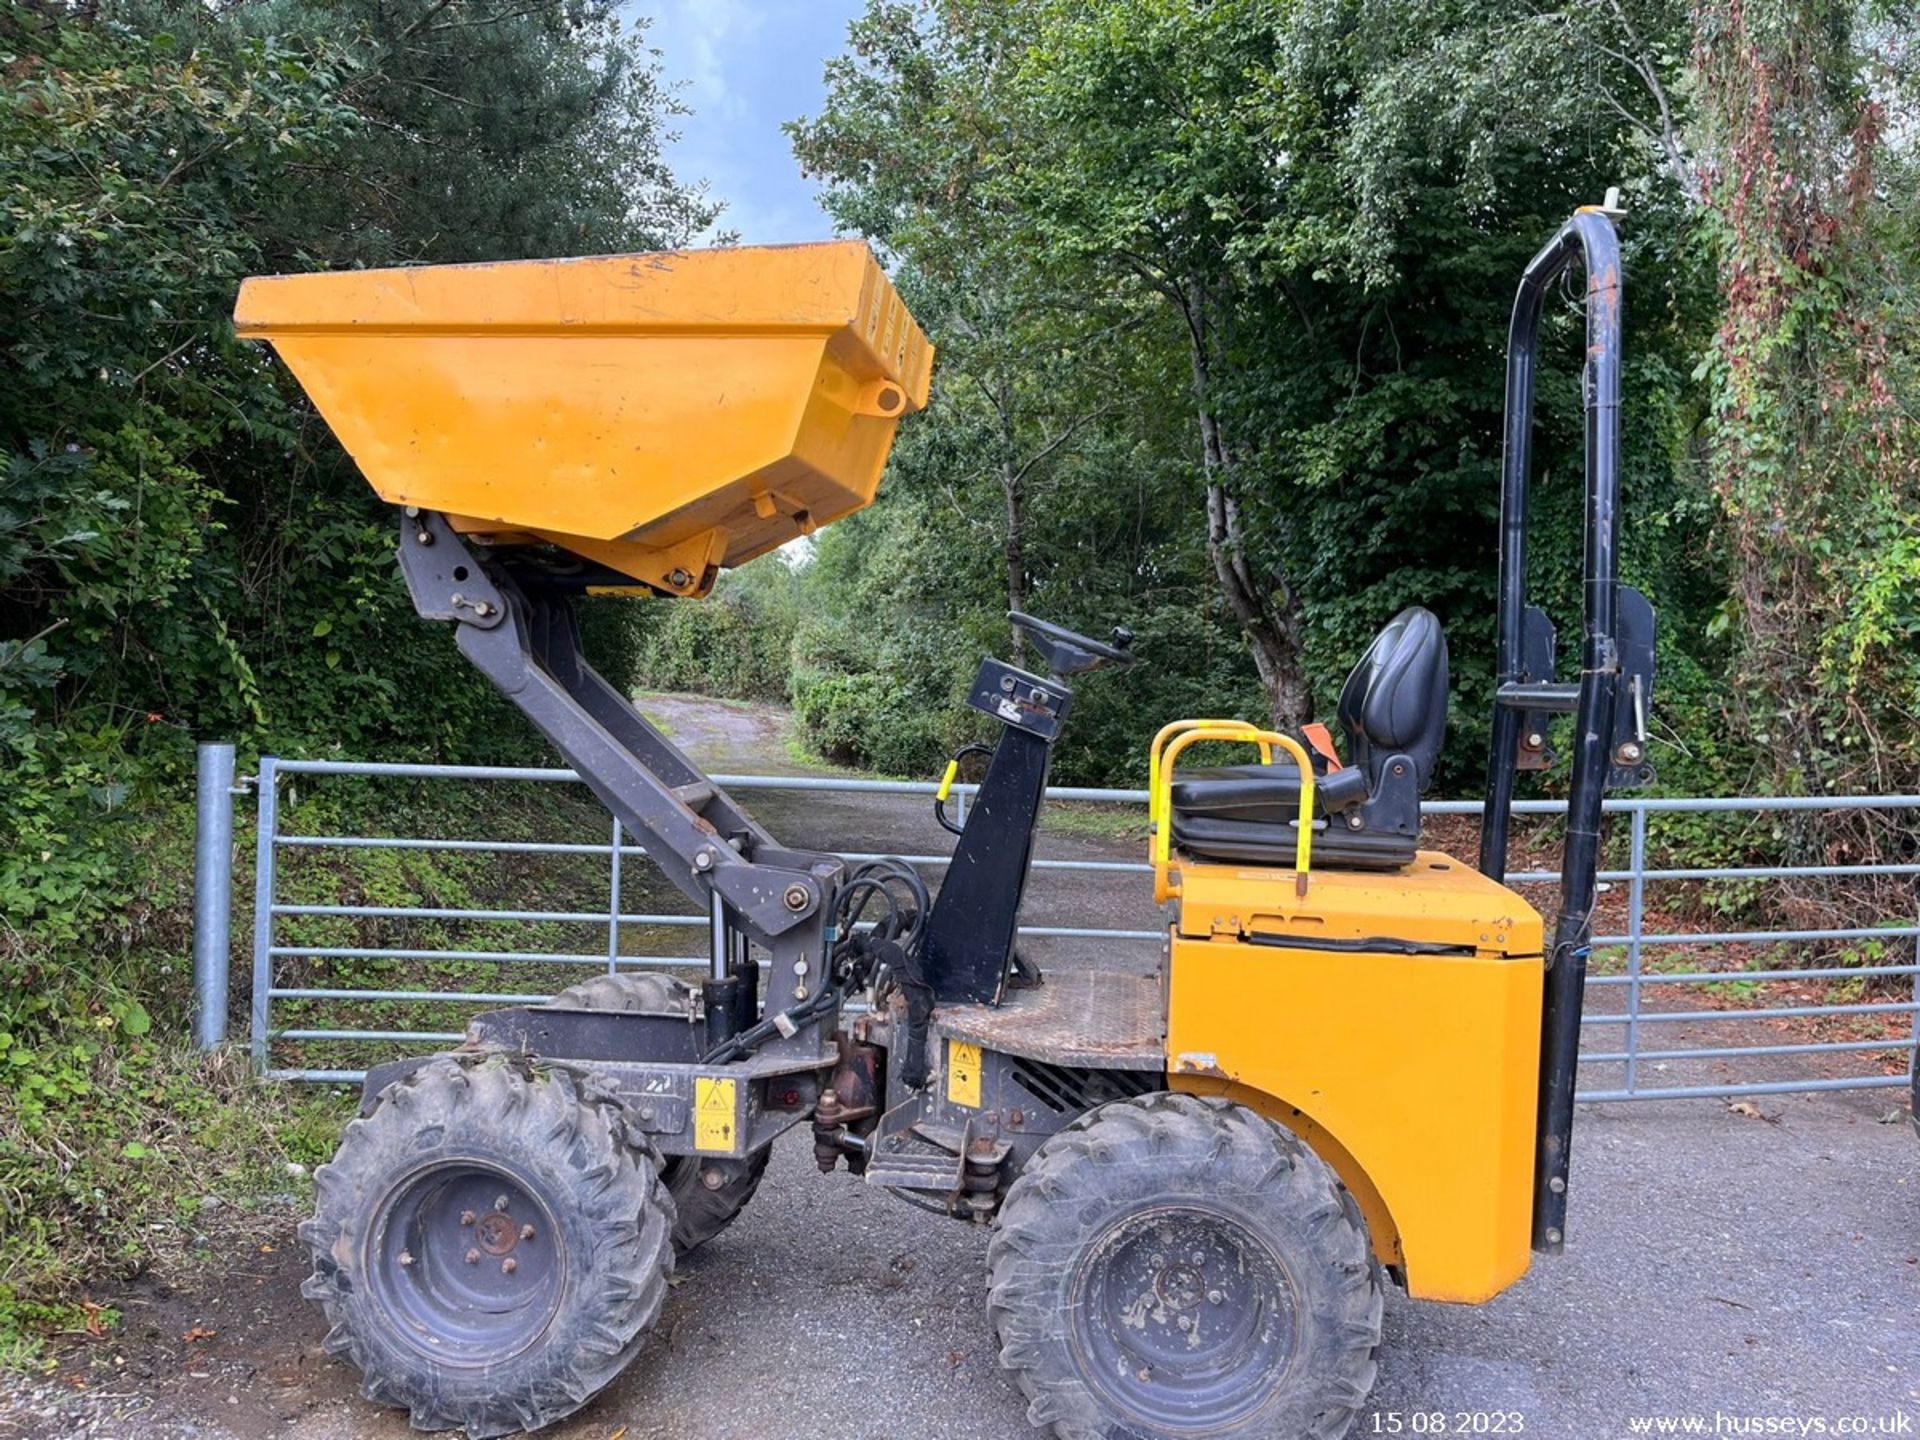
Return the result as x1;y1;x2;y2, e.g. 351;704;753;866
234;242;933;594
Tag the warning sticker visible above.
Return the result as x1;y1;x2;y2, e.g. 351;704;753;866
694;1076;737;1153
947;1039;982;1109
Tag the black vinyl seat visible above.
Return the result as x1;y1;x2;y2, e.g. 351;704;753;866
1169;607;1448;871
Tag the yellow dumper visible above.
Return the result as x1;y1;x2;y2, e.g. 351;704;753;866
238;208;1652;1440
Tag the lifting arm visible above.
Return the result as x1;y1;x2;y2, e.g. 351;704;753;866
397;510;842;1055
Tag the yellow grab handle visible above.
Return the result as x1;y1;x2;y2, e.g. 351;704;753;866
1152;725;1314;901
1147;718;1271;828
936;759;960;803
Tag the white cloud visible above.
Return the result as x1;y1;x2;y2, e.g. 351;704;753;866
647;0;759;126
624;0;864;244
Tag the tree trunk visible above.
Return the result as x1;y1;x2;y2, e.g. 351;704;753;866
1185;286;1310;730
1001;455;1027;656
996;382;1028;658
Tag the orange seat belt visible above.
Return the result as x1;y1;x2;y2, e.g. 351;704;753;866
1299;722;1344;772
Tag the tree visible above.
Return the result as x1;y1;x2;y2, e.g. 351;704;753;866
1006;0;1325;726
991;0;1710;742
787;0;1722;768
2;0;718;766
217;0;718;267
792;2;1124;657
0;0;720;1329
1688;0;1919;896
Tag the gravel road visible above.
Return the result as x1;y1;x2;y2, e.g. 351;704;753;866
7;694;1916;1440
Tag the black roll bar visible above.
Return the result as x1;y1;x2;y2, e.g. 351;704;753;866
1477;207;1624;1254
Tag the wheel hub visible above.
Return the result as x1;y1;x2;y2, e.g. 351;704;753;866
474;1209;522;1257
1070;1203;1299;1433
1153;1261;1206;1311
367;1162;564;1367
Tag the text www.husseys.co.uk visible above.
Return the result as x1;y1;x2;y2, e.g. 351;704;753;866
1625;1412;1914;1437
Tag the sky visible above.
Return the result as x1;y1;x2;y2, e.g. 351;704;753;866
635;1;869;245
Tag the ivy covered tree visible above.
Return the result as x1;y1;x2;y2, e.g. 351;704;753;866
1688;0;1920;903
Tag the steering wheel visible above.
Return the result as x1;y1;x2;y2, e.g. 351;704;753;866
1009;610;1137;677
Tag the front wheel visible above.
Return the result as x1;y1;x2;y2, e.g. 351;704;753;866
300;1055;675;1438
987;1092;1383;1440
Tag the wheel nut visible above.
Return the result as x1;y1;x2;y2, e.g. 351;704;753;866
459;1210;476;1226
1208;1289;1224;1305
520;1224;536;1241
501;1258;517;1275
700;1167;727;1191
1151;1253;1165;1267
398;1250;414;1268
1177;1315;1195;1332
1191;1250;1205;1264
465;1248;481;1265
494;1194;510;1211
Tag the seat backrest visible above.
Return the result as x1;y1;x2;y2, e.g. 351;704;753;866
1336;607;1448;792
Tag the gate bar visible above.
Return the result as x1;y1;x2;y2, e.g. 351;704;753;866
249;757;279;1073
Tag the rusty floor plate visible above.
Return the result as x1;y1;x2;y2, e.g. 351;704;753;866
931;962;1166;1071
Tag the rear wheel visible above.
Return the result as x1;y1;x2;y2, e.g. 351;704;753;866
545;971;771;1253
987;1092;1383;1440
548;970;696;1015
660;1148;771;1253
300;1055;674;1438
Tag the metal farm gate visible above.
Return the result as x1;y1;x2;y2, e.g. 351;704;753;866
189;746;1920;1104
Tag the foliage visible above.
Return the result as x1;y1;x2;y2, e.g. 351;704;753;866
202;0;717;268
778;397;1270;782
1;0;711;764
1697;0;1920;791
778;0;1730;792
1689;0;1920;904
631;558;805;702
791;5;1130;670
0;775;330;1351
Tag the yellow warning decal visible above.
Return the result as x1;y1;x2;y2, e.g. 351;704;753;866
947;1039;982;1109
694;1076;737;1153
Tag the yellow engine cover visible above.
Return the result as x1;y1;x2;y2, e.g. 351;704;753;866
1167;852;1544;1304
234;242;932;593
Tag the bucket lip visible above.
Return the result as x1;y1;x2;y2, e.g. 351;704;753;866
237;236;874;289
232;239;925;365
